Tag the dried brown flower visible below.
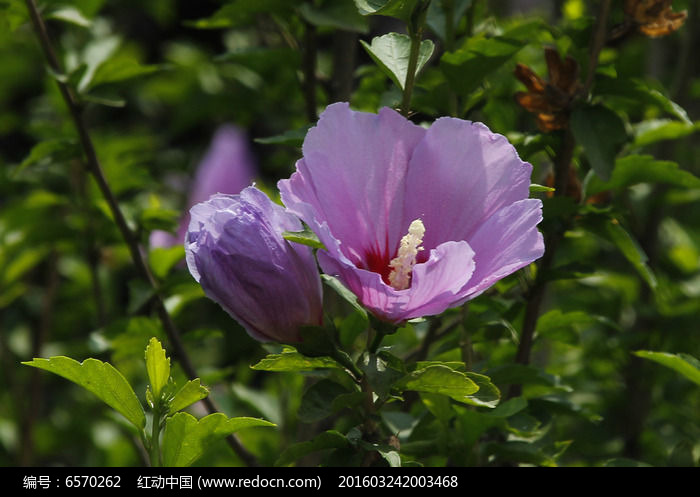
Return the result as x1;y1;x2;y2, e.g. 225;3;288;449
514;47;582;132
623;0;687;37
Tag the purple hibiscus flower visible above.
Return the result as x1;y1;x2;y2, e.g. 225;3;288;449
151;124;257;248
279;102;544;323
185;187;323;343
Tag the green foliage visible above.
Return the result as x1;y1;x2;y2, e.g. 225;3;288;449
633;351;700;387
571;104;628;181
162;413;274;467
3;0;699;469
360;34;434;91
22;357;146;431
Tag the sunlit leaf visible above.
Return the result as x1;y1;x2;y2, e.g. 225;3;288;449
587;155;700;196
400;365;479;403
251;349;341;372
360;33;434;91
162;412;274;467
22;357;146;430
168;379;209;415
144;337;170;400
633;351;700;387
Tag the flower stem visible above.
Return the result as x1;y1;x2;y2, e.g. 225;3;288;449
149;406;162;467
509;1;611;397
23;0;258;467
401;27;423;118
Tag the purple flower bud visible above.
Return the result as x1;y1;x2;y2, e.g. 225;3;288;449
151;125;257;248
185;187;323;343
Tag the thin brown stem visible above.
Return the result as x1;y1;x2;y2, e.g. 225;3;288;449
24;0;257;466
583;0;611;96
508;2;610;398
19;250;59;466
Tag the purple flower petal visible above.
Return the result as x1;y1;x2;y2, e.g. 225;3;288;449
186;187;323;343
280;103;544;323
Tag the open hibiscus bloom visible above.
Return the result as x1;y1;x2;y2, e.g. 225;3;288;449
279;103;544;323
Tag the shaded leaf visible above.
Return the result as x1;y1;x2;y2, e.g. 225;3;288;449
275;430;349;467
441;34;525;96
22;357;145;430
299;380;350;423
604;219;657;289
299;2;368;33
255;126;311;147
571;104;627;181
15;139;79;175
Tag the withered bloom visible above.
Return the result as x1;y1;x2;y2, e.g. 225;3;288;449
514;47;581;132
623;0;687;38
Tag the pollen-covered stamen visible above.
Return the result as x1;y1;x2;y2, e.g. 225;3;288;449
388;219;425;290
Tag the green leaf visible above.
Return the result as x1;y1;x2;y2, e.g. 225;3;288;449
15;139;79;175
633;351;700;387
633;120;700;148
22;357;146;430
571;104;628;181
88;54;159;90
162;412;274;467
0;0;27;32
81;92;126;107
463;372;501;408
145;338;170;400
361;353;405;401
282;226;326;250
168;379;210;415
299;2;369;34
414;362;500;407
604;219;657;289
530;183;555;193
400;365;479;403
535;310;595;344
46;6;92;28
251;349;341;372
604;458;652;467
322;275;368;319
185;0;292;29
587;155;700;196
255;126;311;147
149;245;185;279
275;430;349;467
595;75;692;124
299;380;350;423
354;0;420;22
488;396;528;418
487;364;570;391
440;34;525;96
360;33;434;91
